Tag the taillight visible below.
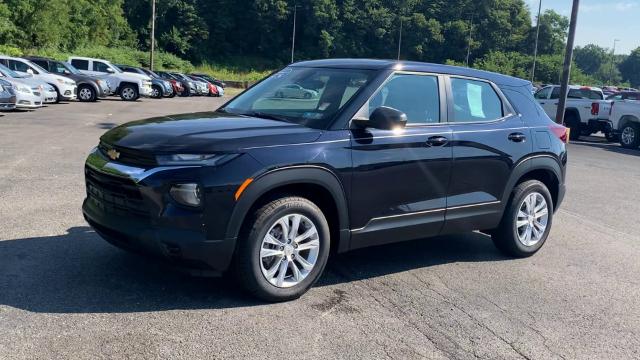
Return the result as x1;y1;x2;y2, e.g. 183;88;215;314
591;102;599;115
549;123;569;144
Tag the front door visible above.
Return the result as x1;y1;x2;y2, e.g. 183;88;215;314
349;72;453;249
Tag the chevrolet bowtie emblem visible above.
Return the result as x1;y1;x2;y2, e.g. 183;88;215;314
107;148;120;160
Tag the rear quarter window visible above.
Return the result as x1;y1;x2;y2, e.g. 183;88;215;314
71;59;89;70
500;85;547;120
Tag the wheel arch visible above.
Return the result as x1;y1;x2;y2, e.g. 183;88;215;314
502;155;563;210
564;107;581;124
226;166;351;255
618;115;640;130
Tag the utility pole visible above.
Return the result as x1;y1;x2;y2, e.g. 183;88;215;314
555;0;579;125
149;0;156;70
465;17;473;67
531;0;543;82
397;17;403;60
290;1;298;63
609;39;620;84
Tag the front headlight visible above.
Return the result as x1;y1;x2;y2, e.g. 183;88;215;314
156;153;239;166
15;85;31;94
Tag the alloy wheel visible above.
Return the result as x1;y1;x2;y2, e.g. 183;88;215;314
79;87;92;101
151;88;160;98
515;192;549;247
621;126;635;146
122;88;135;100
259;213;320;288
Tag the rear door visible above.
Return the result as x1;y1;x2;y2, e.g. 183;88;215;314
349;72;453;249
442;76;530;233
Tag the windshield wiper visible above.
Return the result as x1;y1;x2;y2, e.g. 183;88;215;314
238;111;291;123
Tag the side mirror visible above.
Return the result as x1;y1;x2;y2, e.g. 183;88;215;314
106;67;115;73
26;68;34;75
63;69;70;75
353;106;407;130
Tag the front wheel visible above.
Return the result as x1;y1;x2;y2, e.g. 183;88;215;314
620;123;640;149
234;197;330;302
151;85;162;99
120;85;138;101
77;85;97;102
491;180;553;258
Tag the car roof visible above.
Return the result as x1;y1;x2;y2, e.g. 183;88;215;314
291;58;530;87
69;56;111;62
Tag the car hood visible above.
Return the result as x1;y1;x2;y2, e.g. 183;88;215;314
122;72;151;81
100;112;323;153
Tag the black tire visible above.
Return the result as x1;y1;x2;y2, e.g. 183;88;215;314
234;196;331;302
77;85;97;102
565;113;580;141
151;85;163;99
491;180;554;258
52;85;61;104
119;84;138;101
605;132;618;143
619;122;640;149
168;91;176;98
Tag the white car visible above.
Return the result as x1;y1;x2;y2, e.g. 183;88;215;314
0;63;45;109
68;56;153;101
274;84;319;99
0;55;77;102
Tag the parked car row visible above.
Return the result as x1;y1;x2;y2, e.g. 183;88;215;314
534;84;640;149
0;54;225;112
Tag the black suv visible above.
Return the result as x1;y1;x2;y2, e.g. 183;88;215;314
83;59;568;301
24;56;109;102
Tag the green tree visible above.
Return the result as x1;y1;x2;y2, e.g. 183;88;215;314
574;44;609;75
619;47;640;87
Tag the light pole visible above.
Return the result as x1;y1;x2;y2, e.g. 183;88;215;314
610;39;620;84
149;0;156;70
290;1;299;63
531;0;543;82
397;16;403;60
465;16;473;67
555;0;580;125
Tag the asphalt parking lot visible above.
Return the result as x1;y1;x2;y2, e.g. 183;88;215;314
1;97;639;359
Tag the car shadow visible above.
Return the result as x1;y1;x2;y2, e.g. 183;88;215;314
0;226;506;313
570;138;640;156
96;122;117;129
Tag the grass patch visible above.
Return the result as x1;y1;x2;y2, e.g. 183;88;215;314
193;63;273;82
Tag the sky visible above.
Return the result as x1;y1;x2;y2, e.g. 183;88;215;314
524;0;640;54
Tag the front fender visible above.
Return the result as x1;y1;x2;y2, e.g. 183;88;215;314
225;166;351;252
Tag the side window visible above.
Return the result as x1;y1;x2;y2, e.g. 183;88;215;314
94;61;111;73
71;59;89;70
534;87;551;99
550;87;560;100
9;60;34;73
450;78;503;122
356;73;440;124
31;60;49;71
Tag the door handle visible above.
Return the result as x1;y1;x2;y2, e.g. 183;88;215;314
426;136;448;147
508;132;526;143
539;102;546;105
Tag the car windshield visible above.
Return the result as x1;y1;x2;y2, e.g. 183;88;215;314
222;67;375;129
60;62;81;75
0;63;22;78
26;60;50;74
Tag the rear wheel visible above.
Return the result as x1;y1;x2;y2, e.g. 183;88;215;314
77;85;96;102
52;85;61;103
620;123;640;149
234;196;330;302
564;112;580;141
492;180;553;258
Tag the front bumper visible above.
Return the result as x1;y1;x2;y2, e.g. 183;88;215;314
43;89;58;103
15;92;43;109
139;83;153;97
82;148;237;274
59;84;77;100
